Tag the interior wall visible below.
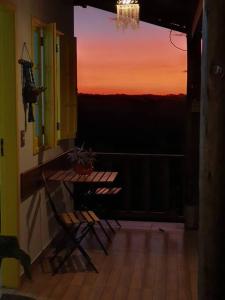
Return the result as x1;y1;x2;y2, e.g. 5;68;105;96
10;0;75;261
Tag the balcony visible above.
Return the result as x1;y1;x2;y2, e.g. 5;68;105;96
18;149;195;299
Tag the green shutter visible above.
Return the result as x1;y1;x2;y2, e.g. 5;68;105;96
60;35;77;140
32;27;43;152
44;23;56;147
56;35;61;142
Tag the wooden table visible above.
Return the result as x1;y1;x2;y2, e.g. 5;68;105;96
49;170;118;184
49;170;118;208
49;169;119;232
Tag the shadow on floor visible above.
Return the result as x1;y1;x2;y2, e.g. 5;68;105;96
1;294;35;300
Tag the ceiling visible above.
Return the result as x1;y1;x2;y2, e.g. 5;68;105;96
74;0;200;33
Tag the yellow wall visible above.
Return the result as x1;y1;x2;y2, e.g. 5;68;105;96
12;0;74;172
0;2;20;287
9;0;75;265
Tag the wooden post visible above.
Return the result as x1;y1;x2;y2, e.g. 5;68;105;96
185;33;201;229
199;0;225;298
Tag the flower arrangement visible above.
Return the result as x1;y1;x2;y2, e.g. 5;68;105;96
68;144;96;175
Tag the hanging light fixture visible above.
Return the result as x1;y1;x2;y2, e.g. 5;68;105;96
116;0;140;30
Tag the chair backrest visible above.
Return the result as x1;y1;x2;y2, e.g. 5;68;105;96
42;173;57;212
42;172;65;228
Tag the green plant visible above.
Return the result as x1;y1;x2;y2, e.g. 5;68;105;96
68;144;96;167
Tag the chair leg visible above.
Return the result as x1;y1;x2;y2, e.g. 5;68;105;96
104;219;116;233
70;226;99;273
77;245;98;273
114;219;122;228
50;223;97;274
89;225;108;255
98;220;112;242
51;244;76;275
50;240;98;274
94;202;116;233
86;210;111;242
50;237;76;274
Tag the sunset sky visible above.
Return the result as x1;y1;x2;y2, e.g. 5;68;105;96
74;6;187;95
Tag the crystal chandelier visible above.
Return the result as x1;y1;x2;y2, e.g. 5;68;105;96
116;0;140;30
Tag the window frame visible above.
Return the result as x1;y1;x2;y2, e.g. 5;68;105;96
31;18;57;154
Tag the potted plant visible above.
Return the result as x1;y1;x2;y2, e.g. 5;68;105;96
68;144;96;175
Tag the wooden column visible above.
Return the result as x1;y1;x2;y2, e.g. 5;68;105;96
199;0;225;298
185;33;201;229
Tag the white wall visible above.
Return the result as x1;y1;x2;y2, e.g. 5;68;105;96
10;0;75;261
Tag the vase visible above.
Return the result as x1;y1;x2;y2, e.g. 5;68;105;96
74;162;93;175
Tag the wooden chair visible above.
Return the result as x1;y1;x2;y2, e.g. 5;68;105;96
85;187;122;233
95;187;122;196
42;173;101;274
63;181;113;244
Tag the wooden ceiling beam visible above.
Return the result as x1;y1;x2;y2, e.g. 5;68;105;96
74;0;193;33
74;0;189;33
191;0;203;37
140;16;187;33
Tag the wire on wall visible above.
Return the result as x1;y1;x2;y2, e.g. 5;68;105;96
169;30;187;51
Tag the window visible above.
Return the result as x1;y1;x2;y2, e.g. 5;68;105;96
32;20;56;153
32;19;77;154
32;25;44;152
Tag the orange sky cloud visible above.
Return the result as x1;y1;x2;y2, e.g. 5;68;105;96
74;7;187;95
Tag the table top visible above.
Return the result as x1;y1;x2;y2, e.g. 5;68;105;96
49;170;118;184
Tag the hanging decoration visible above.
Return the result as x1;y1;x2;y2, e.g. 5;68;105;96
18;43;45;130
116;0;140;30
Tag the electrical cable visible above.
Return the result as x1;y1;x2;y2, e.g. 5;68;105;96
169;29;187;51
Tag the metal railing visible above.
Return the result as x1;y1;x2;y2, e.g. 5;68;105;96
95;152;185;222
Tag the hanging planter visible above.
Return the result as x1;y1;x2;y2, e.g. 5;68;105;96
18;43;45;129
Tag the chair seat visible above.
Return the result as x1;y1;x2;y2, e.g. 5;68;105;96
95;187;122;196
59;212;79;225
59;210;100;225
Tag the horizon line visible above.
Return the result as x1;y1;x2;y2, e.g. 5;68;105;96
78;92;186;97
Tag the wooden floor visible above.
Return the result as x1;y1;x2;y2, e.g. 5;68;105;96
19;221;197;300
